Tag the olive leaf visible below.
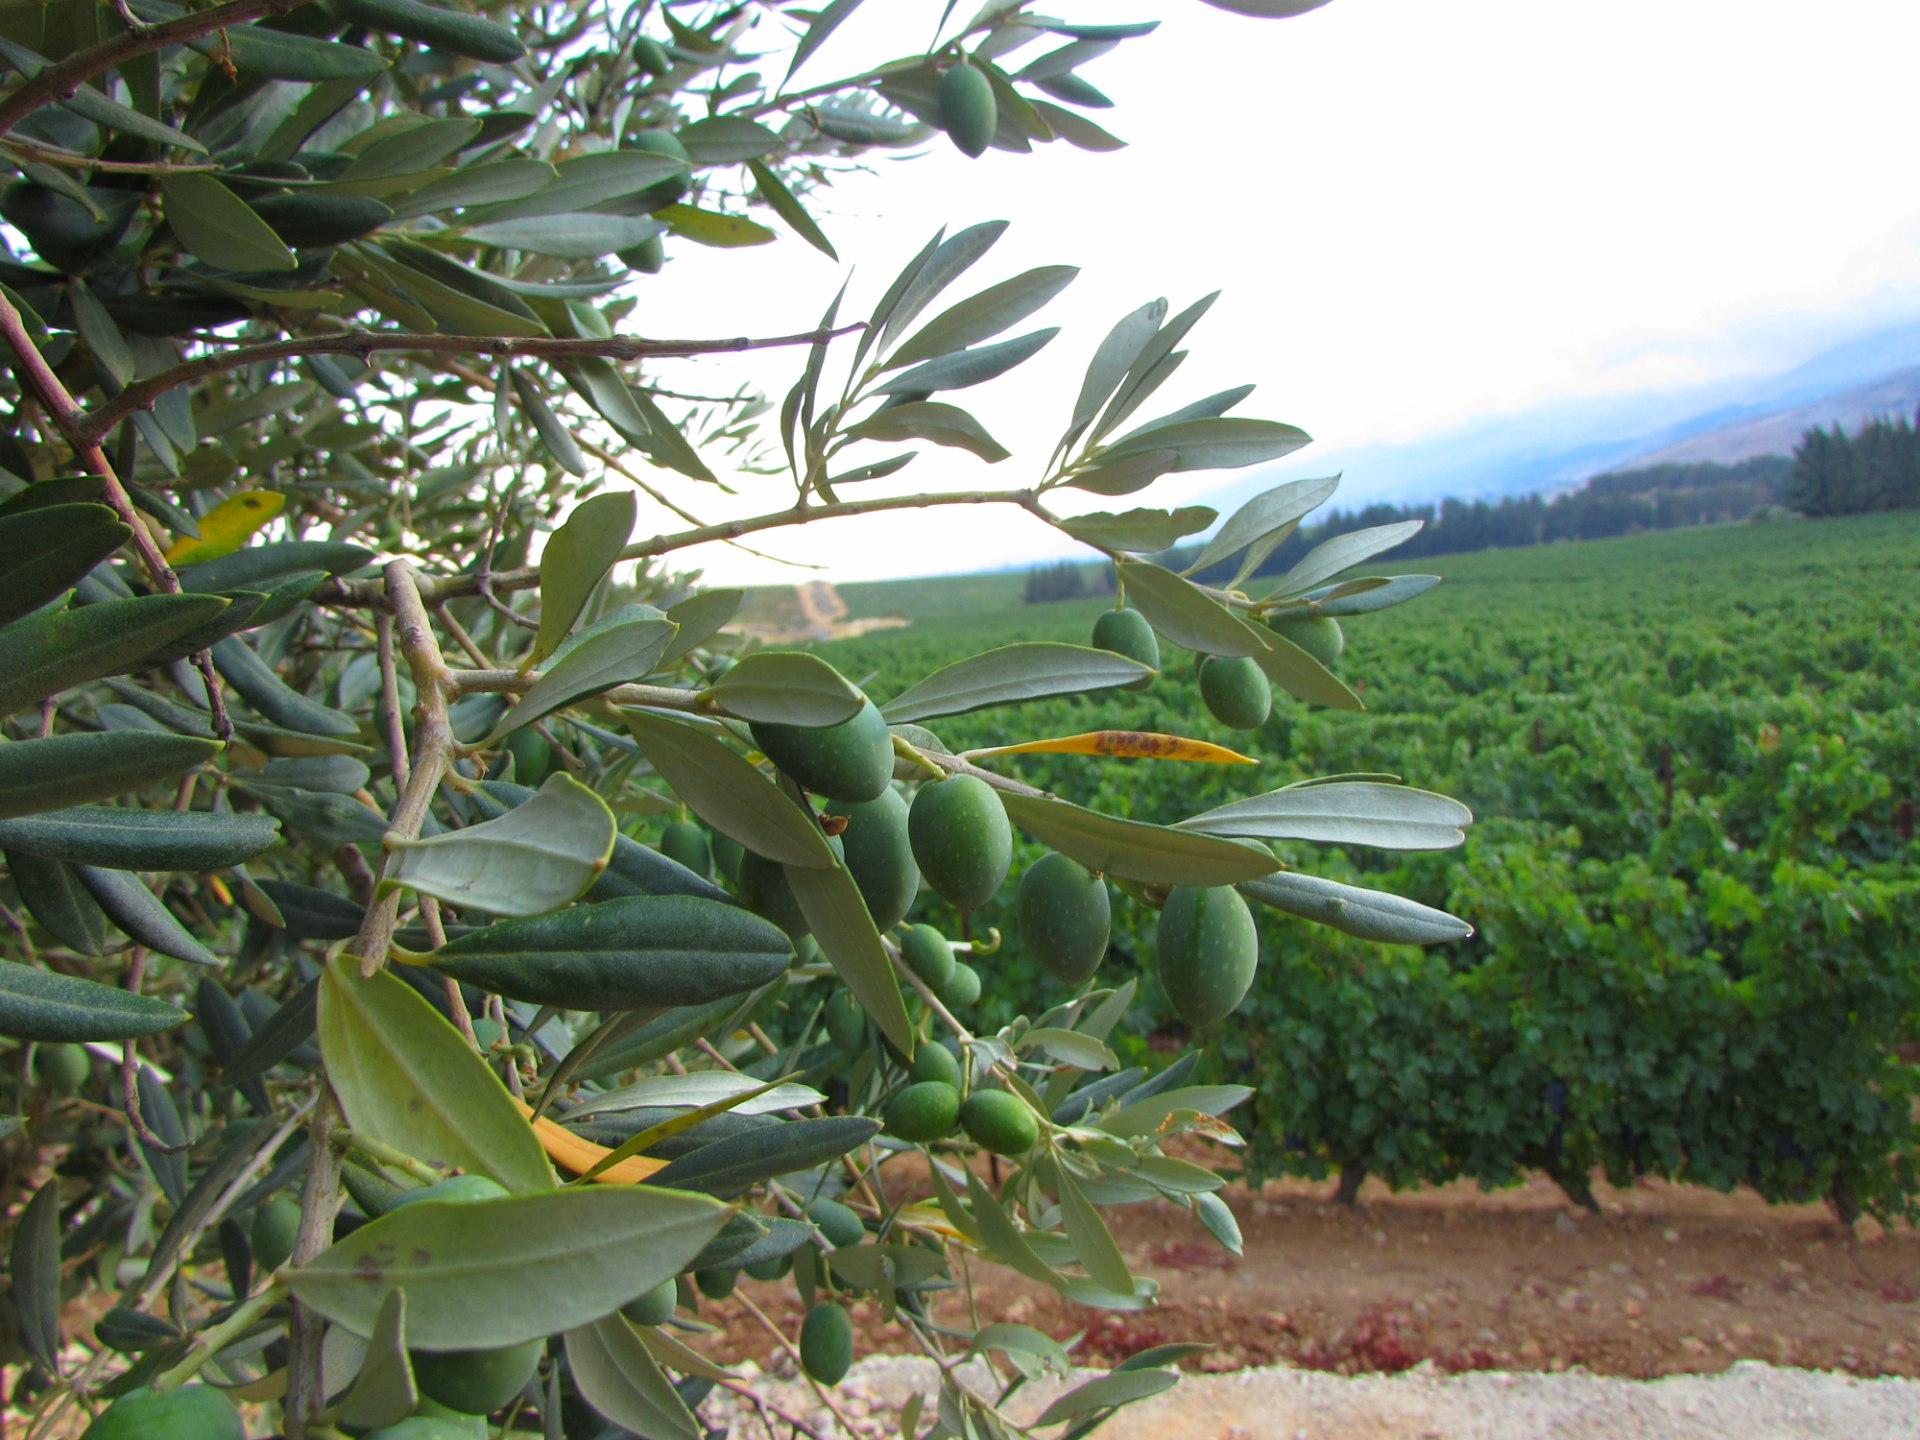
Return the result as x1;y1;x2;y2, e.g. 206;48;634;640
533;491;638;666
378;773;616;917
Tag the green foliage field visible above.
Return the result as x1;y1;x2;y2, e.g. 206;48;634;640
813;513;1920;1215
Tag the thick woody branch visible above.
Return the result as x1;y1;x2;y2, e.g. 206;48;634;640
0;0;311;139
78;324;865;446
285;561;451;1437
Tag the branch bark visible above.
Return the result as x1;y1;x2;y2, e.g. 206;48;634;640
0;288;234;739
285;561;453;1438
0;0;312;140
78;323;865;446
326;488;1055;607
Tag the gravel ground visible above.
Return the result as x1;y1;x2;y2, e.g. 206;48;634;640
707;1356;1920;1440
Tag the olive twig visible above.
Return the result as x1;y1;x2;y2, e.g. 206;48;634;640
149;1280;284;1392
328;1126;446;1185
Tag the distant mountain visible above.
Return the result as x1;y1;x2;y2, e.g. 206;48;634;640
1198;316;1920;518
1615;367;1920;468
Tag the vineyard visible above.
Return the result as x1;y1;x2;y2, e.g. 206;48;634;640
800;511;1920;1218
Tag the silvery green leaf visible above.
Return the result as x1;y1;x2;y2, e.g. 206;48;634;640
1178;782;1472;850
1238;870;1473;943
379;774;616;917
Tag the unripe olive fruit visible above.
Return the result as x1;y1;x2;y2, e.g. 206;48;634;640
909;775;1011;910
694;1266;738;1299
1156;885;1259;1027
37;1042;91;1095
940;960;981;1010
711;830;744;882
899;923;955;990
751;699;894;803
1268;614;1344;667
503;726;552;787
744;1252;793;1281
660;819;712;878
738;848;811;941
1199;655;1271;730
632;35;673;76
806;1196;865;1248
1016;852;1110;986
621;1277;677;1326
394;1174;537;1414
938;61;997;159
824;989;866;1053
412;1340;543;1415
1091;607;1158;684
824;788;919;932
910;1038;962;1088
798;1300;854;1385
618;233;667;274
884;1080;960;1143
393;1174;510;1208
81;1385;246;1440
625;127;692;210
250;1194;302;1273
368;1412;483;1440
959;1088;1038;1156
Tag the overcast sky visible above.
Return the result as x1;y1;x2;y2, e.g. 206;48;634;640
629;0;1920;586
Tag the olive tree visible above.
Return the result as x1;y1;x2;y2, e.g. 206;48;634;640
0;2;1474;1436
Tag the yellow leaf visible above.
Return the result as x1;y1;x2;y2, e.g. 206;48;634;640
163;489;286;565
965;730;1257;765
512;1097;666;1184
658;203;776;248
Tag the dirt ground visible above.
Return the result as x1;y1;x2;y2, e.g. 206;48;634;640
704;1170;1920;1381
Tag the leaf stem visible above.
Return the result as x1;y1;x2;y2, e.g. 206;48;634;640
150;1278;284;1392
328;1126;445;1184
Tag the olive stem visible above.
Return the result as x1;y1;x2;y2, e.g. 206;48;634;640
325;488;1057;607
730;1290;867;1438
328;1126;446;1185
149;1280;284;1392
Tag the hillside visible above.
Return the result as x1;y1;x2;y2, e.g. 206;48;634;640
1620;366;1920;468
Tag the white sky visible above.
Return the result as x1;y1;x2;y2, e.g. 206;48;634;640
624;0;1920;586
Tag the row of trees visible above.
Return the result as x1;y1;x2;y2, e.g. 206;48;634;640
1034;456;1793;595
1019;406;1919;602
1790;409;1920;516
0;3;1481;1439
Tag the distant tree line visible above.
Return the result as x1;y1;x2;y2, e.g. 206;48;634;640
1174;455;1795;587
1789;409;1920;516
1023;559;1091;603
1026;415;1917;602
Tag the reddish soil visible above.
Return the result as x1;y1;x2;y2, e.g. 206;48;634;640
702;1171;1920;1380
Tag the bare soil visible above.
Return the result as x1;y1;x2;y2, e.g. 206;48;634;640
703;1171;1920;1381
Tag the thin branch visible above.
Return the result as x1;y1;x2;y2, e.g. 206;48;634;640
0;137;222;173
577;432;804;570
376;612;410;793
134;1095;315;1309
0;289;170;586
447;667;707;714
0;0;312;139
118;951;191;1154
282;1091;342;1440
732;1289;867;1439
352;565;455;974
287;562;453;1438
327;489;1052;607
0;288;233;737
78;324;865;446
